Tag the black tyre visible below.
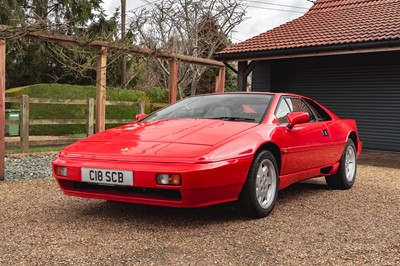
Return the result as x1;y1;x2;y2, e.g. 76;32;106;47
238;150;279;218
325;139;357;189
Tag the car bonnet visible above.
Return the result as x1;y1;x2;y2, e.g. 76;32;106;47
59;119;258;162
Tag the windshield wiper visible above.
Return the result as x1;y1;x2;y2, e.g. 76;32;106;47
208;116;256;122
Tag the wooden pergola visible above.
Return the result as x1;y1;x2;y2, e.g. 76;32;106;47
0;26;226;180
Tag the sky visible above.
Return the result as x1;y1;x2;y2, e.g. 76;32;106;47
101;0;314;44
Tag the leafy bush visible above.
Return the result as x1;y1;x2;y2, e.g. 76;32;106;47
144;87;169;103
143;87;169;113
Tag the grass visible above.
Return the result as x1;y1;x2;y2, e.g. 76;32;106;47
5;146;63;154
67;133;87;139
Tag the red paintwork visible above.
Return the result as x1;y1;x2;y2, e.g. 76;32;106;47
135;113;147;121
287;112;310;128
53;92;362;208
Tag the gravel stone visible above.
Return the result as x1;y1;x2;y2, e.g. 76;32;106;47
4;154;57;182
0;151;399;265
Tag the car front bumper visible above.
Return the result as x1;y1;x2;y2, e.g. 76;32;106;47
52;156;252;208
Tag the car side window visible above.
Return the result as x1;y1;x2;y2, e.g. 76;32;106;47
275;98;291;124
304;99;332;121
288;97;317;122
275;97;317;124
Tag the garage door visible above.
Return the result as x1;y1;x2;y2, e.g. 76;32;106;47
269;57;400;152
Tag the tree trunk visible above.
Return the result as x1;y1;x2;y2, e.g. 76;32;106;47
190;71;199;96
34;0;48;20
121;0;127;88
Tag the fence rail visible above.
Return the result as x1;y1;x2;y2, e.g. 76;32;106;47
4;95;168;153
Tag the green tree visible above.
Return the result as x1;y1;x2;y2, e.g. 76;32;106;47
0;0;27;26
0;0;122;88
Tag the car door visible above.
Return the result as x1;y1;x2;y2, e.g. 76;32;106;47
275;97;333;175
303;98;346;164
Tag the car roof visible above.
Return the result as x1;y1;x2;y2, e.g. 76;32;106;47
200;91;304;98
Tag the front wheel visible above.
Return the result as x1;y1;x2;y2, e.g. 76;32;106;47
325;139;357;189
238;150;279;218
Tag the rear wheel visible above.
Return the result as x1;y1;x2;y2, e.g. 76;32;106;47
325;139;357;189
238;150;279;218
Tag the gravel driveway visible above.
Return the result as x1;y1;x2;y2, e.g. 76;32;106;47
1;152;399;265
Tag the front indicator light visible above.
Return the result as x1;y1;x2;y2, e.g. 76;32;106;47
55;166;67;177
156;174;181;186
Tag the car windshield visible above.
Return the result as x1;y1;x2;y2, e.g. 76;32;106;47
142;94;273;123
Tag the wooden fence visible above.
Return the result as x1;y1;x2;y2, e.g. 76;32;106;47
4;95;167;153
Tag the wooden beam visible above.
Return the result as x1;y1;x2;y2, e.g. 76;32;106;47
86;98;95;136
0;25;224;68
169;60;178;103
236;61;256;91
220;67;226;93
0;40;5;181
105;100;139;107
139;101;145;114
244;61;257;77
105;119;133;124
150;103;168;108
5;120;19;125
24;118;134;125
224;62;238;74
6;139;78;149
237;61;248;91
31;119;87;125
6;96;142;107
27;98;86;105
95;47;107;133
20;95;30;153
215;73;220;93
215;67;226;93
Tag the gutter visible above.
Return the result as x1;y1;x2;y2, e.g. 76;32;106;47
214;39;400;62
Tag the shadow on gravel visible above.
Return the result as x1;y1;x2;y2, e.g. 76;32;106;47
71;178;329;226
358;150;400;169
278;179;329;202
77;200;243;227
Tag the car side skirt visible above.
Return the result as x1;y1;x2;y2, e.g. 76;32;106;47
279;162;340;190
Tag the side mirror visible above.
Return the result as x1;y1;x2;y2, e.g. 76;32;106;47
135;113;147;121
287;112;310;129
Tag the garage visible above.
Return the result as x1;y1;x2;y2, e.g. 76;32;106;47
215;0;400;151
269;52;400;151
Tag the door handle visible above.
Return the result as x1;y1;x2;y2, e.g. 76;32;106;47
322;129;329;136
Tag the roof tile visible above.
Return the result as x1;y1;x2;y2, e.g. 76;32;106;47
217;0;400;55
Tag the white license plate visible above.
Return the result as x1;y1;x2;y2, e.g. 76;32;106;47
81;168;133;186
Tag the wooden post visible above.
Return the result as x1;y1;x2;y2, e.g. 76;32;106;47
215;74;220;93
236;61;256;92
20;95;29;153
0;40;5;181
237;61;248;91
86;98;95;136
169;60;178;103
139;101;145;114
215;67;226;93
96;47;107;133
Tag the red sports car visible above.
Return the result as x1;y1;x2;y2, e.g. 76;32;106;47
53;93;362;218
